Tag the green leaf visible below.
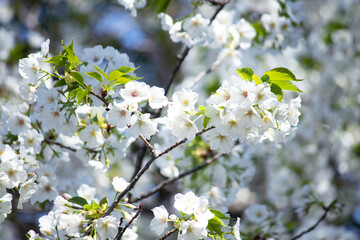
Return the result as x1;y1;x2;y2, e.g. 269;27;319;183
210;209;230;219
207;222;224;237
156;0;171;14
263;67;302;81
203;116;210;129
69;71;85;86
198;105;206;112
252;74;262;85
270;83;283;102
62;40;75;56
76;89;86;105
53;79;67;88
208;216;227;227
112;75;142;86
68;88;80;99
99;197;108;206
261;74;270;83
270;80;302;92
93;65;109;81
46;55;63;64
68;196;88;206
68;55;80;68
84;71;103;83
236;68;254;81
115;66;138;74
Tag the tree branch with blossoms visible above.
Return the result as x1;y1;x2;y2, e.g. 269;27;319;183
129;151;224;203
102;126;216;219
115;204;143;240
158;228;178;240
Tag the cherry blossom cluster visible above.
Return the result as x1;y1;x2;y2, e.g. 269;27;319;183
27;176;138;240
150;191;241;240
204;80;301;153
154;1;305;50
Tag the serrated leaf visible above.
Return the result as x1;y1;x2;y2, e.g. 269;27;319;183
68;196;88;206
210;209;230;219
93;65;108;81
84;71;102;83
270;83;283;102
270;80;302;92
156;0;171;14
70;71;85;87
236;68;254;81
53;79;67;88
76;89;86;105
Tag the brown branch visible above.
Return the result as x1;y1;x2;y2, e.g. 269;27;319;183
115;204;143;240
291;200;338;240
83;83;109;106
43;138;76;152
139;134;157;158
129;152;224;203
101;126;215;220
157;228;178;240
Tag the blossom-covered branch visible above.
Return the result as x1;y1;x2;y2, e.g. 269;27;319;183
130;152;224;203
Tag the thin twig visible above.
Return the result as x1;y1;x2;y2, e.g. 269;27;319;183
157;228;178;240
83;83;109;106
44;138;76;152
291;200;338;240
188;56;224;89
101;126;215;219
139;134;157;158
115;204;143;240
129;152;224;203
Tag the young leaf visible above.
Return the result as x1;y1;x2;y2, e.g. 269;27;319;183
84;71;103;83
270;80;302;92
93;65;109;81
252;74;263;85
236;68;254;81
156;0;171;14
270;83;284;101
263;67;302;81
208;216;227;227
112;75;142;86
115;66;138;74
76;89;86;105
68;196;88;206
53;79;67;88
210;209;230;219
99;197;108;206
207;222;224;238
203;116;210;129
69;71;85;87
